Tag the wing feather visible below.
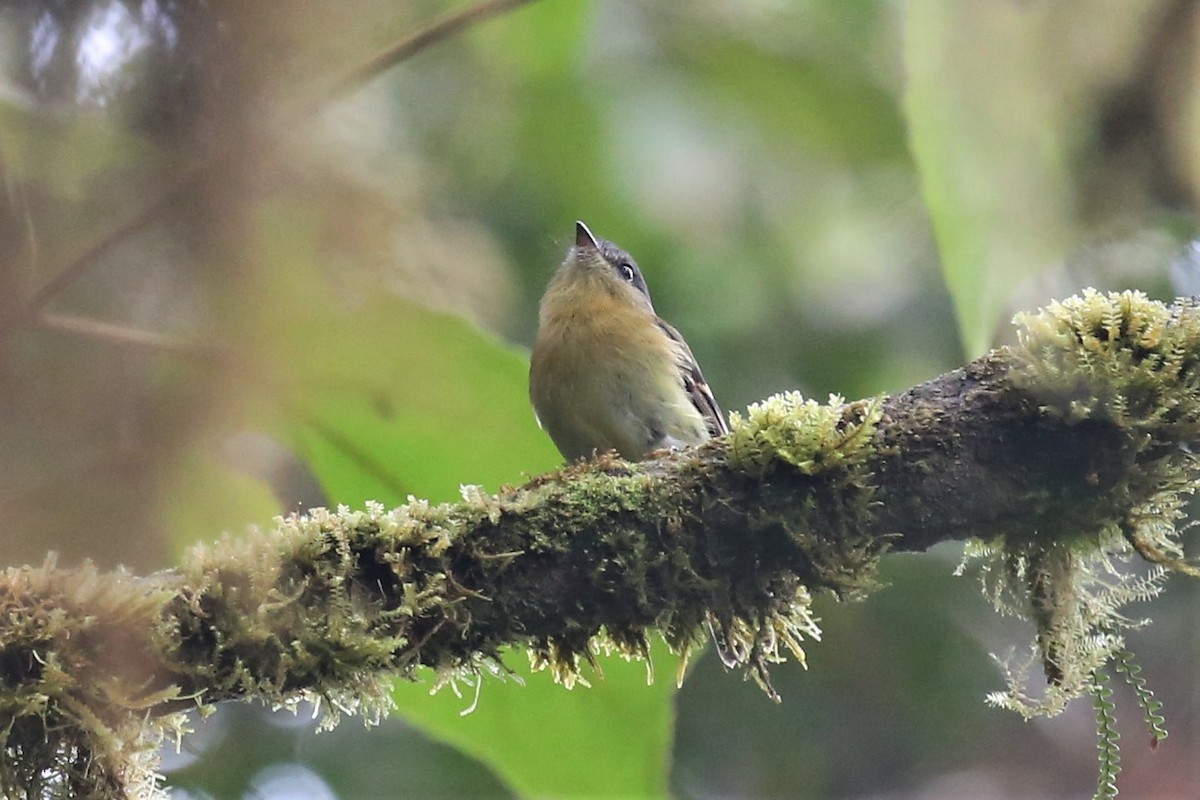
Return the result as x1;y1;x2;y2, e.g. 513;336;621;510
655;319;728;437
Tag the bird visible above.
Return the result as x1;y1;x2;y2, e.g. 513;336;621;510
529;221;728;463
529;221;740;668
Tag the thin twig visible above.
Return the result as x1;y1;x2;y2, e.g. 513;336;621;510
21;165;208;321
36;310;220;362
295;409;415;500
312;0;540;115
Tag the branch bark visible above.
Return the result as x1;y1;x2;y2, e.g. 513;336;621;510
3;290;1199;798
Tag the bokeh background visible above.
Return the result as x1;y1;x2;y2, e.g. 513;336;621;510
1;0;1199;797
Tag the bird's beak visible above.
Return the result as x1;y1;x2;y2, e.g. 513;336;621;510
575;220;599;250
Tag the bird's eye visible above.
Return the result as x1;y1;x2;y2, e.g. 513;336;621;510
619;263;636;282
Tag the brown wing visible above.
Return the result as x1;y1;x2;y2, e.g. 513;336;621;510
655;319;728;437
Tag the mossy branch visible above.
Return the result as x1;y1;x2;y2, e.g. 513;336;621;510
3;290;1200;799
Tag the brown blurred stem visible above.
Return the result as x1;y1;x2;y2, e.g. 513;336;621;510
19;167;209;322
34;311;219;361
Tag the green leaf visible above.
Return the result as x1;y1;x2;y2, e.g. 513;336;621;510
273;299;559;504
392;641;677;800
240;206;559;504
164;447;285;556
903;0;1076;357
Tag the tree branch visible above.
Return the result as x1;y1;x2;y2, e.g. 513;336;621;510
3;290;1199;798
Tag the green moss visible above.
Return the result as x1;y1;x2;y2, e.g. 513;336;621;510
728;391;884;478
1012;289;1200;446
0;558;187;800
965;290;1200;732
720;392;888;696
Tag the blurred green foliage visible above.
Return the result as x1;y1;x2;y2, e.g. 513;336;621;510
391;639;677;799
1;0;1198;797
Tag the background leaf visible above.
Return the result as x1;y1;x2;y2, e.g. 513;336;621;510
904;0;1076;358
392;640;677;800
